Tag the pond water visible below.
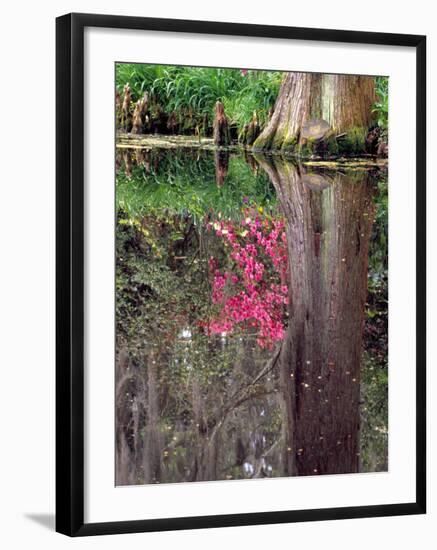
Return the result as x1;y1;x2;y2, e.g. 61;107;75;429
115;145;388;485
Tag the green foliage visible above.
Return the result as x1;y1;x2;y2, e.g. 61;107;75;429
372;76;388;137
116;63;164;99
222;71;282;130
115;63;282;134
337;127;367;155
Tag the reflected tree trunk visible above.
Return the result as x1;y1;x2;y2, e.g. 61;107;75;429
257;157;375;475
143;352;162;483
214;149;229;187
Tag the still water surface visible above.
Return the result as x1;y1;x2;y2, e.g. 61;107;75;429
115;146;388;485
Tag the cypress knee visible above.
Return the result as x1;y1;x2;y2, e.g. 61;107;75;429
244;111;261;145
131;100;143;134
213;101;231;146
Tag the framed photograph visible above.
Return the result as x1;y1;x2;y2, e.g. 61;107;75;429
56;13;426;536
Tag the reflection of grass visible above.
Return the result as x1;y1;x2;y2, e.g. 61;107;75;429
360;351;388;472
116;149;276;223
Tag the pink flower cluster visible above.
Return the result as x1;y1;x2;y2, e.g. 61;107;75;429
206;210;289;348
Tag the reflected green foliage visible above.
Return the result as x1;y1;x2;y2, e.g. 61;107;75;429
369;175;388;284
116;148;276;223
361;173;388;471
116;191;282;484
115;215;210;353
367;175;388;324
360;352;388;472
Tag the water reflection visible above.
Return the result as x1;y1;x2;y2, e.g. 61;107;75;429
214;150;229;187
257;157;376;475
115;147;388;485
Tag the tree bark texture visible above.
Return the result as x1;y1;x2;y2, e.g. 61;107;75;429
257;157;375;475
253;73;376;156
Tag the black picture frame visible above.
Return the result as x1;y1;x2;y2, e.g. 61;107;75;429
56;12;426;537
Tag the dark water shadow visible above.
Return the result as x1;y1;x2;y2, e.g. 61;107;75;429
24;513;55;531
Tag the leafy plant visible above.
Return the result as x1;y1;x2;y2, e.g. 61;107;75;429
115;64;282;136
372;76;388;138
223;71;281;130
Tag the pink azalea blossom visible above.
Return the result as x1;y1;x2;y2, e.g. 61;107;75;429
205;209;289;348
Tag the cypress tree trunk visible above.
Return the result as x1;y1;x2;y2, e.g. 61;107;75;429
257;157;375;475
253;73;376;156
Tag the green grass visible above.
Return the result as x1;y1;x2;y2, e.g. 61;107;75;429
116;64;281;135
